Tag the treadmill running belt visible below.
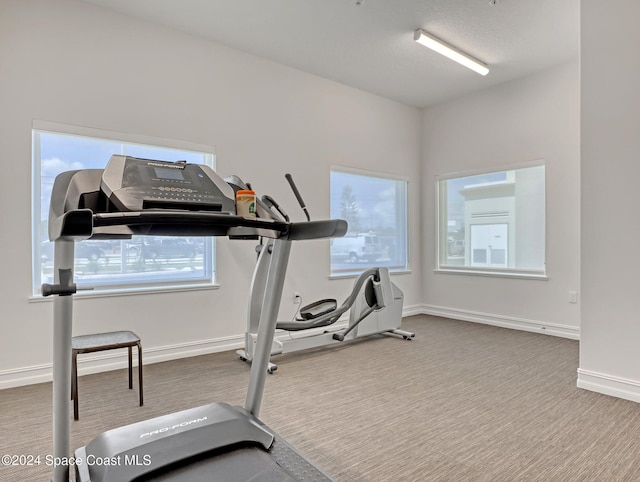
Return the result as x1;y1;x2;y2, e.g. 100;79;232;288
139;444;298;481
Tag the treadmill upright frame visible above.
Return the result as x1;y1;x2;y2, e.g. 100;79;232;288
46;163;343;482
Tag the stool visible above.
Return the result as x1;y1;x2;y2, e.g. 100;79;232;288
71;330;143;421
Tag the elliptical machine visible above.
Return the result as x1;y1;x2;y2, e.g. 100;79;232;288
232;174;414;373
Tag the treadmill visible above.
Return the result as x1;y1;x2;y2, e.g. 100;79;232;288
44;155;346;482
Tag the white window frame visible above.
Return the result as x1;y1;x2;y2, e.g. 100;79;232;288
435;160;547;279
329;165;409;277
31;120;217;297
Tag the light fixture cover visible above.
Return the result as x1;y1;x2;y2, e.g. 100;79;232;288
414;29;489;76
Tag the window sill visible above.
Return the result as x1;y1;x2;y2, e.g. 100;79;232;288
434;268;547;280
28;282;219;302
330;268;412;280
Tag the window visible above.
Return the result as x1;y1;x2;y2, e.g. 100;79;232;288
32;121;216;295
330;167;408;275
436;161;546;277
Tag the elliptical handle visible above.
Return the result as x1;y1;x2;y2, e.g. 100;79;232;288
285;173;311;222
262;195;290;222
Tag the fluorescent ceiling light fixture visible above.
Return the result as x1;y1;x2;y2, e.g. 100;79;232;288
414;29;489;76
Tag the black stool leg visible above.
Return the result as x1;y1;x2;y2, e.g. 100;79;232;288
138;342;143;406
128;346;133;390
72;351;79;421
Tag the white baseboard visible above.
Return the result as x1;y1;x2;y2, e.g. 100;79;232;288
401;304;424;317
577;369;640;403
419;304;580;340
0;336;244;390
0;363;53;391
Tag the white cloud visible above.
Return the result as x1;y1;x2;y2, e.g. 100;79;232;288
377;186;395;201
41;157;84;177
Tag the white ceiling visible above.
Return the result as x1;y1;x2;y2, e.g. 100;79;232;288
83;0;580;108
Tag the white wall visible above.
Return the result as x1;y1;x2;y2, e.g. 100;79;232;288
578;0;640;402
421;62;581;338
0;0;422;387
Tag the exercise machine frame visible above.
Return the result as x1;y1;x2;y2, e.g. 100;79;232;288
237;238;414;373
45;157;345;481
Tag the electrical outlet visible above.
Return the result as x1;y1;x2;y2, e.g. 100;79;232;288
569;291;578;304
293;292;301;304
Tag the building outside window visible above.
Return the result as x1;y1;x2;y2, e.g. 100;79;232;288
32;121;216;295
330;167;408;276
436;161;546;277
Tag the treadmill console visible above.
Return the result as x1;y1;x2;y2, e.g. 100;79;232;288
101;155;236;213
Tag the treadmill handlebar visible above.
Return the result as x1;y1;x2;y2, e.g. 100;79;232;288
286;219;347;241
41;269;76;297
47;169;347;241
50;209;347;241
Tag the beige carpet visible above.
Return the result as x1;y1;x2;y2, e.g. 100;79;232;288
1;315;639;481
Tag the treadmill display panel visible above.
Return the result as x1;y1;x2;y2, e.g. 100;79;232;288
101;155;236;213
154;167;185;181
